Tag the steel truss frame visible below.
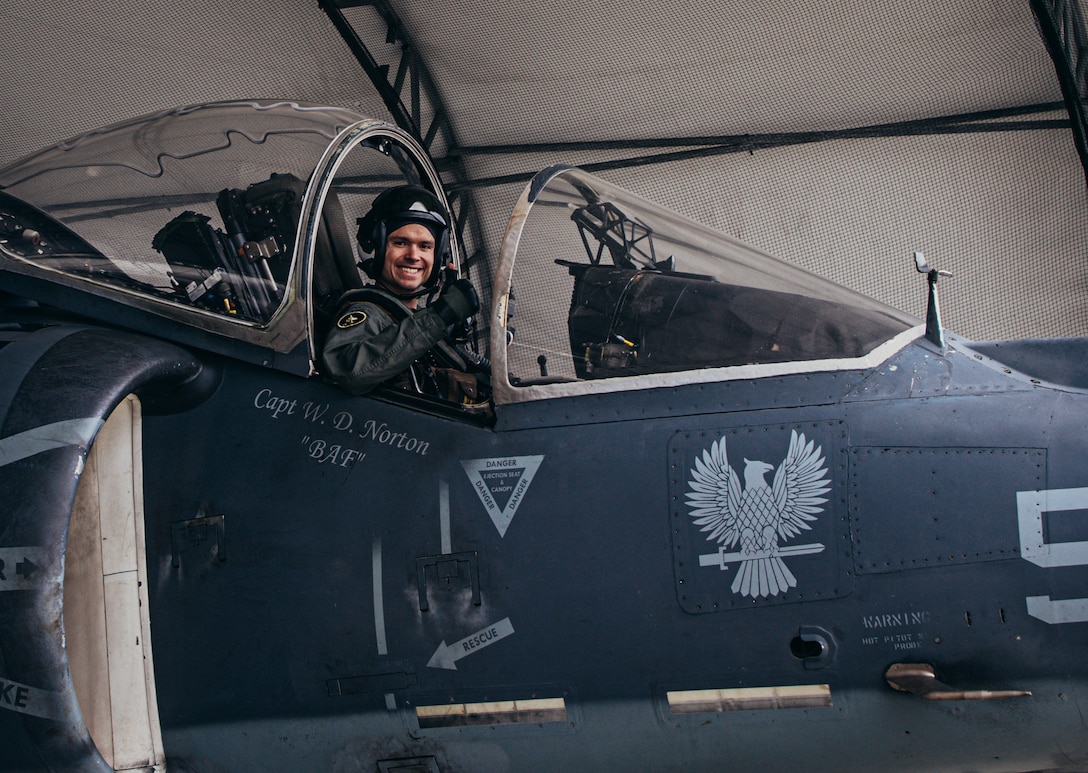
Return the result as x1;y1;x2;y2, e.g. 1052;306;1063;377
318;0;489;279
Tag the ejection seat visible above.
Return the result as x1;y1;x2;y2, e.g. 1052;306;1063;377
224;171;361;336
151;172;361;333
309;186;364;346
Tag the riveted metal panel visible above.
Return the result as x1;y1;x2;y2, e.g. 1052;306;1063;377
849;446;1044;574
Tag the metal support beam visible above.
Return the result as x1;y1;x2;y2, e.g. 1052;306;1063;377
318;0;488;280
445;103;1072;190
1031;0;1088;189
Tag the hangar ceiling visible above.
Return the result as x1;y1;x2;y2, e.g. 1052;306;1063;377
0;0;1085;341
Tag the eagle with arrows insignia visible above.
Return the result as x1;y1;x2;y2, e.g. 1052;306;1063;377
686;430;831;599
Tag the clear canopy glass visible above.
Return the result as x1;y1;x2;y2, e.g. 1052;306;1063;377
0;102;365;323
0;101;445;370
493;166;919;401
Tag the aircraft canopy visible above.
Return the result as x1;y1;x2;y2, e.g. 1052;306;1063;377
0;101;452;373
491;166;919;404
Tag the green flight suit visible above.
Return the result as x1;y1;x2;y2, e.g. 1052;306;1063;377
320;287;476;400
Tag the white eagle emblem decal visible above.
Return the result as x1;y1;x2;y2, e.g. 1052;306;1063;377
686;430;830;599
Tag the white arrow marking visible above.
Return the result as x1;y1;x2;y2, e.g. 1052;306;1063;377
427;617;514;670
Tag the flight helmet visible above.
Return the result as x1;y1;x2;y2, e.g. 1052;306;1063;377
356;185;451;296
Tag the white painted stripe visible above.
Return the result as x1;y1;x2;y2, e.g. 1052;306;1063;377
0;417;103;468
439;479;451;554
1018;487;1088;568
1027;595;1088;624
372;538;387;656
498;325;924;404
0;547;48;591
0;676;61;720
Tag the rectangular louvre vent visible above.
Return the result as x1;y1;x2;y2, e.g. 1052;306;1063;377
667;684;832;714
416;697;567;728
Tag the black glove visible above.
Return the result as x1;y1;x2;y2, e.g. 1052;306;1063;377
432;278;480;325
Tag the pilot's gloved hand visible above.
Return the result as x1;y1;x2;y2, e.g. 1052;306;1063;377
432;278;480;325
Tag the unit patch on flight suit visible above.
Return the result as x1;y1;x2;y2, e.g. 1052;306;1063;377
336;310;368;328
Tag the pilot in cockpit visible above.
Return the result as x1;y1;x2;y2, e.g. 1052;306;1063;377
320;185;487;403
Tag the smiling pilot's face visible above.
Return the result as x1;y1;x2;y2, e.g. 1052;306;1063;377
380;223;435;299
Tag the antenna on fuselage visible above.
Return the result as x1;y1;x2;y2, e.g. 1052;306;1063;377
914;251;952;348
